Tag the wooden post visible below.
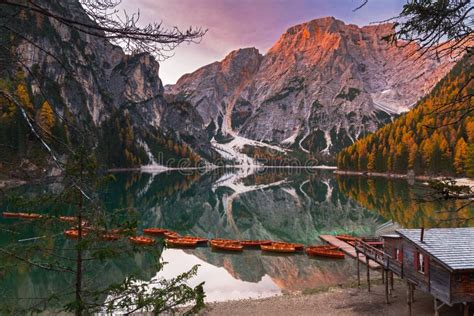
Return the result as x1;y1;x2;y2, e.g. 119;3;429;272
366;257;371;292
385;269;389;304
464;302;469;316
356;250;360;287
411;285;415;303
407;282;412;316
434;299;439;316
390;272;394;292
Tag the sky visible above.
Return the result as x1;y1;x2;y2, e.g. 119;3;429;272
120;0;406;85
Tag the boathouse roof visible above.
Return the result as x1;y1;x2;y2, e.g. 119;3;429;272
396;228;474;271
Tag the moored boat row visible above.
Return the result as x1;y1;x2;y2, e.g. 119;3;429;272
2;216;357;259
141;227;347;259
65;226;349;259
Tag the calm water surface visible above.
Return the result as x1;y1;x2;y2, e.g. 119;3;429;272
1;168;472;305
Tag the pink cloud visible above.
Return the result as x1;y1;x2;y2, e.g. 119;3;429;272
119;0;405;84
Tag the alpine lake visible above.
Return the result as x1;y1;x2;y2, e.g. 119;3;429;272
1;168;473;306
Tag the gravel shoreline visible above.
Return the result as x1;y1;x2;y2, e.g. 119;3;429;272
199;281;468;315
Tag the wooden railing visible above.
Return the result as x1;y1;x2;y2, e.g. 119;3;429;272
355;240;403;276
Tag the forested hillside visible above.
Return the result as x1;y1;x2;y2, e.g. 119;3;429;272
0;1;215;178
337;55;474;177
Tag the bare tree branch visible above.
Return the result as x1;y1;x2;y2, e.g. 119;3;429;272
1;0;207;60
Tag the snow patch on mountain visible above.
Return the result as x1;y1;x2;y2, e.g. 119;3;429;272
211;134;289;167
281;129;299;145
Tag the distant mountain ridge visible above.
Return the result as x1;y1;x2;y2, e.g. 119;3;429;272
168;17;455;156
0;9;459;175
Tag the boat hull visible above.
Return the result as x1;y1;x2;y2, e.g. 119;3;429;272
241;240;272;247
64;230;88;239
102;234;121;241
166;238;198;248
210;240;243;252
271;242;304;251
2;212;20;218
306;249;345;259
163;231;181;239
261;245;296;253
129;236;155;245
144;228;168;236
181;236;208;244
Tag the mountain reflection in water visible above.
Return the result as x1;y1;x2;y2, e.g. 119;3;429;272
2;168;471;304
100;168;380;300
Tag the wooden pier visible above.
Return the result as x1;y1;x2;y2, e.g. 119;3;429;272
319;235;380;269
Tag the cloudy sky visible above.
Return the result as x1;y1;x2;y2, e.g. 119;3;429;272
120;0;406;84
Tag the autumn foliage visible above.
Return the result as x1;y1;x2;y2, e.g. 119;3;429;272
337;55;474;177
337;176;474;228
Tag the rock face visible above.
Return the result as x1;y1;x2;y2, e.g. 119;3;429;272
6;1;214;167
168;48;263;135
168;17;454;155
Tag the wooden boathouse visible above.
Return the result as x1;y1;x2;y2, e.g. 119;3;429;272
355;227;474;315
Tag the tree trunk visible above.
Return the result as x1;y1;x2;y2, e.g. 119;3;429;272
75;155;84;316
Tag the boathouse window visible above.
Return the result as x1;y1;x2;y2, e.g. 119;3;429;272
470;273;474;281
394;248;402;262
415;252;427;274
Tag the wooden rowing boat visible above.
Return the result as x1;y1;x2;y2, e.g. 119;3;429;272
18;213;42;220
306;245;339;251
306;248;345;259
166;238;198;248
109;228;134;235
144;228;169;236
271;242;304;251
64;229;88;239
241;240;272;247
3;212;43;220
59;216;77;223
336;234;361;242
210;240;243;252
102;233;121;241
261;244;296;253
163;231;181;239
181;236;208;244
212;238;240;244
129;236;155;245
2;212;20;218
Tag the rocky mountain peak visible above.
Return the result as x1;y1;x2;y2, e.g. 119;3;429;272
285;16;342;35
167;47;263;132
169;17;456;157
270;17;395;57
